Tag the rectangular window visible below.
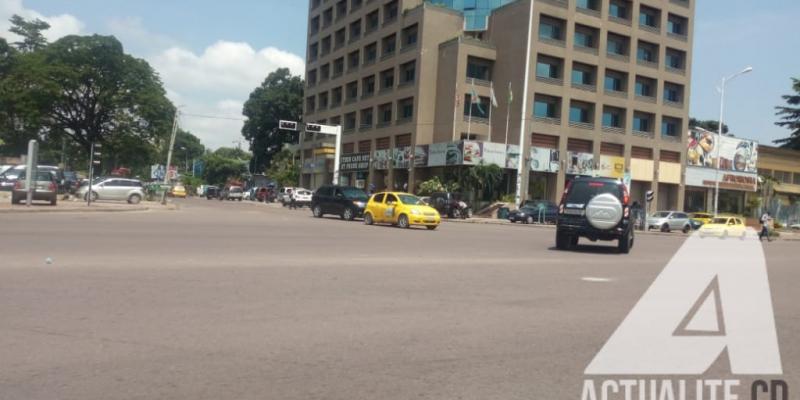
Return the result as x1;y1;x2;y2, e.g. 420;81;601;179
539;17;564;40
574;31;593;48
639;6;659;28
635;77;654;97
537;62;558;79
605;75;622;92
534;95;560;119
662;118;680;137
609;0;628;19
569;101;593;124
577;0;599;11
466;57;493;81
602;107;624;128
664;82;683;103
464;95;490;119
633;112;653;132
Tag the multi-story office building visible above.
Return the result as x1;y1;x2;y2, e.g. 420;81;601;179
300;0;694;209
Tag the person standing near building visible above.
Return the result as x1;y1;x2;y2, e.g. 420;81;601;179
289;188;297;210
759;211;772;242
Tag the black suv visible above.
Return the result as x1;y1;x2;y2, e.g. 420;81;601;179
311;185;369;221
555;177;634;253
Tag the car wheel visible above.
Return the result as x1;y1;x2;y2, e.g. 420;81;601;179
128;194;142;205
618;229;633;254
555;231;568;250
682;225;690;234
85;191;98;202
342;207;355;221
426;225;437;230
398;214;410;229
364;212;374;225
661;223;670;233
526;216;534;224
312;205;323;218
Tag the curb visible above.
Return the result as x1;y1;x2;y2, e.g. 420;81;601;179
0;206;152;214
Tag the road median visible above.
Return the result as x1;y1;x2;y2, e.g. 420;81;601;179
0;197;177;214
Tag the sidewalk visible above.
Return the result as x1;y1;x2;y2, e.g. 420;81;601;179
443;216;800;241
0;193;170;214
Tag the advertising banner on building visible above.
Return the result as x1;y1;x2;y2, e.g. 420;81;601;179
565;152;595;175
482;142;506;167
687;130;758;173
685;166;757;192
340;152;370;172
462;141;483;165
150;164;165;181
428;143;447;167
373;149;390;170
414;145;428;167
598;155;625;179
445;142;462;166
530;147;560;173
506;144;520;170
393;146;412;169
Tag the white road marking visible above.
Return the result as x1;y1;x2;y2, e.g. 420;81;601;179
581;277;614;283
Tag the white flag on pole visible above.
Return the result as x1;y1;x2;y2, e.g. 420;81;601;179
490;83;499;108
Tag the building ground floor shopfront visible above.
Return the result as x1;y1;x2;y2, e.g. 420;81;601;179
683;167;758;215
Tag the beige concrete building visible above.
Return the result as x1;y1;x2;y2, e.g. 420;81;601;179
300;0;694;209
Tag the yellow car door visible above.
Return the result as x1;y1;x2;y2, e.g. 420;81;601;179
370;193;388;223
383;193;400;223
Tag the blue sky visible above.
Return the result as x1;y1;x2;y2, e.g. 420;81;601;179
2;0;799;149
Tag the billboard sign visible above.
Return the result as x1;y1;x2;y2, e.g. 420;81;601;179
598;155;625;179
393;146;412;169
462;141;483;165
687;130;758;173
373;149;390;170
685;167;758;192
482;142;506;167
530;147;560;173
340;152;370;172
414;145;428;167
565;152;595;175
428;143;447;167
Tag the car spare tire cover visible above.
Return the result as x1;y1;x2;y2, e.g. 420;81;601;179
586;193;623;230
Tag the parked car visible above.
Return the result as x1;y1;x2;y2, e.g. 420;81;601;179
277;187;296;205
76;177;145;204
698;216;747;239
429;192;471;218
363;192;441;230
293;189;313;206
555;177;634;253
1;165;63;192
11;169;59;205
0;165;12;175
311;185;369;220
225;186;244;201
170;185;187;198
515;200;559;224
647;211;692;233
205;186;220;200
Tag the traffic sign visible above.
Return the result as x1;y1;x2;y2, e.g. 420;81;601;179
646;190;654;203
305;123;339;135
279;120;298;131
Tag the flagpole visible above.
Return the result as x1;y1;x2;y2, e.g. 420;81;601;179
452;83;458;142
505;82;512;146
467;87;473;141
489;81;494;141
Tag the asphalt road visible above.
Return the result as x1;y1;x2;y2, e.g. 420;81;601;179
0;198;797;399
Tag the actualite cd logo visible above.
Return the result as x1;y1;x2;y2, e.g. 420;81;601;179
581;230;787;400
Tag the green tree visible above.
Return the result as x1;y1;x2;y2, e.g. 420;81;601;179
8;15;50;53
0;35;174;169
774;78;800;150
213;146;250;161
447;163;504;201
265;149;299;187
241;68;303;172
202;152;248;186
689;118;729;134
161;129;205;173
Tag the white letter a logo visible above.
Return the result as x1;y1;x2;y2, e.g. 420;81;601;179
586;232;782;375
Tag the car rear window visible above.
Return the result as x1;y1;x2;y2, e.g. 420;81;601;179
565;181;622;205
341;187;368;201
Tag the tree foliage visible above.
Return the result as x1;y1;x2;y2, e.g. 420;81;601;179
8;15;50;53
202;152;248;186
163;129;206;172
774;78;800;150
689;118;729;134
447;163;504;201
265;149;299;187
241;68;303;172
417;176;459;196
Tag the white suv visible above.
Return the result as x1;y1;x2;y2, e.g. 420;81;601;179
77;177;145;204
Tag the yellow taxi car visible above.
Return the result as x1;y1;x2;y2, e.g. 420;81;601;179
698;215;747;239
364;192;441;230
171;185;188;198
689;212;714;226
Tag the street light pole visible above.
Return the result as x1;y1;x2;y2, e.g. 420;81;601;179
713;66;752;216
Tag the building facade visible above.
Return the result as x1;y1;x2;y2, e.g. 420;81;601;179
301;0;694;209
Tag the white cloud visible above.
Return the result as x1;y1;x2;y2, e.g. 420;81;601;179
106;16;176;54
152;41;305;149
0;0;84;42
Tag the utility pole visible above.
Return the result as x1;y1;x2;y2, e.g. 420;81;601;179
162;108;180;205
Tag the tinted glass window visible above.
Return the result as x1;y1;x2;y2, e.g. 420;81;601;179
372;193;385;203
318;186;333;196
565;181;623;205
385;194;399;204
341;187;368;201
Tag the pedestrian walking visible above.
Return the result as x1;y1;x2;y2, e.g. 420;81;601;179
759;211;772;242
289;189;297;210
